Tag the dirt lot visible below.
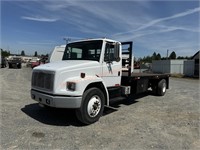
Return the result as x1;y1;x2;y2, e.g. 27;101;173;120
0;67;199;149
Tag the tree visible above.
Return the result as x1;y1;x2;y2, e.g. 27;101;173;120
169;51;176;59
141;55;152;63
34;51;38;57
152;52;157;60
1;49;10;57
177;56;191;60
21;50;25;56
156;53;161;60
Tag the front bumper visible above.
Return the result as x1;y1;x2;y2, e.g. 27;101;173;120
31;89;82;108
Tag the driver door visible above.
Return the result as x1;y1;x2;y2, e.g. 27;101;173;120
101;42;121;87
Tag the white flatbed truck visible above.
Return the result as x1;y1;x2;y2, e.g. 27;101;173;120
31;38;169;124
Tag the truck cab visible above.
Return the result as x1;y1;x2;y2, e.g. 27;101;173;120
31;38;169;124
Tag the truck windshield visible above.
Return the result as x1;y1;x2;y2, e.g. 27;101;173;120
62;40;103;61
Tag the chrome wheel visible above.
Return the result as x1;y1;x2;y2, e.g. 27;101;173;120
162;82;166;93
87;95;101;118
75;87;105;124
157;79;167;96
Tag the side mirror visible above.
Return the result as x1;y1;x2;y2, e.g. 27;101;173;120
114;43;120;62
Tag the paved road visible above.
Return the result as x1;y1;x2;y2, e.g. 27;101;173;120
0;67;199;149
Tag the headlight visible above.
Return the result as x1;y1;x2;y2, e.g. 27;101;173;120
67;82;76;91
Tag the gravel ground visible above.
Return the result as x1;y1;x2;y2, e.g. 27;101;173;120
0;67;199;150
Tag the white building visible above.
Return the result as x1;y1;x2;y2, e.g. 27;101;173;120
152;59;195;76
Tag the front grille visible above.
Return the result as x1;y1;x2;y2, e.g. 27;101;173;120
32;71;54;91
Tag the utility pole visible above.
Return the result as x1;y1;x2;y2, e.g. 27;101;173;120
166;49;169;60
63;38;71;45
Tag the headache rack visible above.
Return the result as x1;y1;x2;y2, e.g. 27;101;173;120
121;41;133;77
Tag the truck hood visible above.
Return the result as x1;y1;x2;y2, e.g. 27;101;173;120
32;60;103;96
34;60;100;72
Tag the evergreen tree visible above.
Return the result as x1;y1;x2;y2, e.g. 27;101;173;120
34;51;38;57
152;52;157;60
156;53;161;60
1;49;10;57
21;50;25;56
169;51;176;59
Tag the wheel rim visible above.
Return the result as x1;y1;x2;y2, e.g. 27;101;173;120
162;82;166;93
87;95;101;118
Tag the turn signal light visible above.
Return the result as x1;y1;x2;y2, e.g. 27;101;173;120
67;82;76;91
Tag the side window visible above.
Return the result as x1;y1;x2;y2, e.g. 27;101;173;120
72;48;82;58
88;49;95;59
104;42;120;62
88;48;101;60
63;47;82;59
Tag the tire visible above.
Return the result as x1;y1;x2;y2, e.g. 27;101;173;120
151;83;157;95
18;64;22;69
76;87;105;125
157;79;167;96
9;64;12;68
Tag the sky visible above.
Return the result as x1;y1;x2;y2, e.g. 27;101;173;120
1;0;200;58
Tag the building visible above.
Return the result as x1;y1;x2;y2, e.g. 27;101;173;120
152;59;195;76
152;51;199;77
191;51;199;77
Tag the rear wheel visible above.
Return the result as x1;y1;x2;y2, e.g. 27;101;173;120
157;79;167;96
76;87;105;125
151;83;157;95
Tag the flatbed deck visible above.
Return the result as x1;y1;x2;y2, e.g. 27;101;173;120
122;72;170;79
121;72;170;92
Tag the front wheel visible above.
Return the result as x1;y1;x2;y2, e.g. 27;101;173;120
76;87;105;125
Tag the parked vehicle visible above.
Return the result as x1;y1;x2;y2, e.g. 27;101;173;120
8;57;22;69
1;57;7;68
30;45;65;69
31;38;170;124
27;57;40;67
31;60;43;69
31;56;48;69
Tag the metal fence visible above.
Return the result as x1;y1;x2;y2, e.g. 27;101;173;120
152;62;197;76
